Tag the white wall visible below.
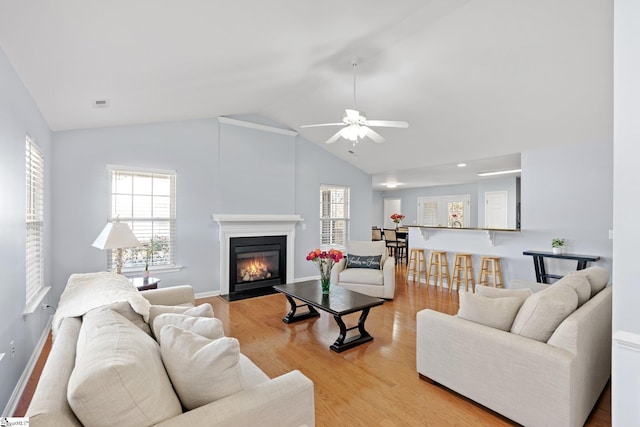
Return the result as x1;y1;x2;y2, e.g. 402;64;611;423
613;0;640;424
405;139;612;287
51;118;373;300
0;47;53;414
51;120;220;300
294;135;373;278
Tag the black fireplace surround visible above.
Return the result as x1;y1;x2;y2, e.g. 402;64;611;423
225;235;287;301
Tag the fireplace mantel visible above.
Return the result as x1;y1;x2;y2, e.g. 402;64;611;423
213;214;303;295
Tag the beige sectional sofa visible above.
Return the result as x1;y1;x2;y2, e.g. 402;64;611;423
27;275;315;427
417;266;611;427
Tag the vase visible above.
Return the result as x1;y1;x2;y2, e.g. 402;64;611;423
321;275;331;294
552;247;562;255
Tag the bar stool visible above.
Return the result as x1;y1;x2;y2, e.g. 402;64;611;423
406;248;427;283
426;250;451;292
452;253;475;292
479;256;504;288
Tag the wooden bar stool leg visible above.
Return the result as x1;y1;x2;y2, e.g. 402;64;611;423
441;254;451;293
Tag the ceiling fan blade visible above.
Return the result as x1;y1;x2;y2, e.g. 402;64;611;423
364;127;386;144
300;123;344;128
325;130;344;144
365;120;409;128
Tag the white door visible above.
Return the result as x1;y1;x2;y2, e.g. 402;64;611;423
485;191;508;229
383;198;401;228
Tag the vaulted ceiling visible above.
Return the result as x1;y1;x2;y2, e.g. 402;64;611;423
0;0;612;188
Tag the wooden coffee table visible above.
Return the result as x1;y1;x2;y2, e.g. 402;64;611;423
273;281;385;352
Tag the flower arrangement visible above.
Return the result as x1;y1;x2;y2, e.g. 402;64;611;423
306;248;344;294
390;213;405;224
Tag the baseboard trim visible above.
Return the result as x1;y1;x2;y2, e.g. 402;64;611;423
614;331;640;352
195;290;221;299
2;315;53;417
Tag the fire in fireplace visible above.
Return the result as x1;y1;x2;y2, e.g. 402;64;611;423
236;250;279;283
227;235;287;300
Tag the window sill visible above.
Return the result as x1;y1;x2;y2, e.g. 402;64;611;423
24;286;51;316
121;265;184;276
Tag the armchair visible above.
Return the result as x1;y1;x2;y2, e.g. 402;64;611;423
330;240;396;299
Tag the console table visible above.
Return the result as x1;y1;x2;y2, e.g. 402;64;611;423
522;251;600;284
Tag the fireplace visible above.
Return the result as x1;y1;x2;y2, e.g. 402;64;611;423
228;235;286;299
213;214;302;301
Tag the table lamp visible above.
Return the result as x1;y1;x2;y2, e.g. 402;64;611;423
92;219;141;274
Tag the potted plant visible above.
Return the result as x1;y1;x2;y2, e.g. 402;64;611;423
551;238;565;255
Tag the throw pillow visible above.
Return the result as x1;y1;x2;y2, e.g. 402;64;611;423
68;310;182;427
346;254;383;270
553;274;591;307
510;285;579;342
475;285;533;304
160;325;244;410
153;313;225;345
457;291;524;331
148;303;214;326
565;266;609;297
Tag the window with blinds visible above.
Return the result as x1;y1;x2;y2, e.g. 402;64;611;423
108;167;176;271
25;135;44;305
320;185;350;246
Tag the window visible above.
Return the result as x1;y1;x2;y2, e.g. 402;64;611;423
108;167;176;271
320;185;350;246
417;195;470;227
25;135;44;305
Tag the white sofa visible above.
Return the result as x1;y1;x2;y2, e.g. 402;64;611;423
416;267;612;427
27;279;315;427
330;240;396;299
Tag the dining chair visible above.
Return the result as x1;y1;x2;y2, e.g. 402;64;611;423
372;228;382;241
383;229;407;264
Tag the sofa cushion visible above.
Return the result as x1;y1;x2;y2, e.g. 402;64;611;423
457;291;523;331
554;274;591;307
346;254;382;270
153;313;225;345
92;301;151;335
148;303;214;326
475;285;533;304
339;268;384;286
564;266;609;297
160;325;244;410
68;310;182;427
510;285;579;342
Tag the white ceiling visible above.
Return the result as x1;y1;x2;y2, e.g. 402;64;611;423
0;1;612;189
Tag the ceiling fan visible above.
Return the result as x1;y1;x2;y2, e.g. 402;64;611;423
301;58;409;145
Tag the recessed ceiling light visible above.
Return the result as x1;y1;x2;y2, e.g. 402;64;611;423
384;182;400;188
457;163;467;168
476;168;521;177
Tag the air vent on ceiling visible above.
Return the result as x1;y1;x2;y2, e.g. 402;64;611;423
93;99;110;108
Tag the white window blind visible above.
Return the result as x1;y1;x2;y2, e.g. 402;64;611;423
108;167;176;271
320;185;350;246
25;135;44;304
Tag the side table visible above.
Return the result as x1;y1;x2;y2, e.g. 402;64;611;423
130;277;160;291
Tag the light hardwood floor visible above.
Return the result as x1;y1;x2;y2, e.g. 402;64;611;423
16;265;611;426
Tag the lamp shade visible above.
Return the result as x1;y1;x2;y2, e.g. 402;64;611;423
92;221;141;250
